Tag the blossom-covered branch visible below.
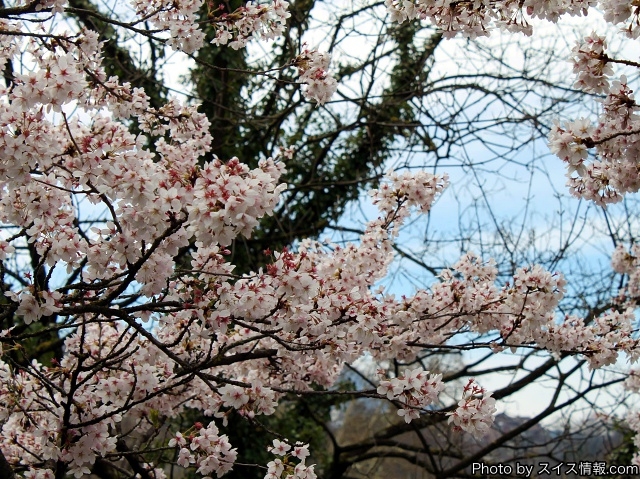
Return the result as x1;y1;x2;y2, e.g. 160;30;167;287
1;0;640;476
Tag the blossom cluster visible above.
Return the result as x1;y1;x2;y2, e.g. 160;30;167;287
130;0;206;53
210;0;291;50
571;33;613;94
612;244;640;299
169;422;237;477
35;0;68;14
370;170;450;218
447;379;497;438
549;74;640;205
377;368;445;423
218;380;278;418
602;0;640;38
294;49;339;105
547;32;640;205
384;0;586;37
264;439;315;479
386;3;640;204
385;0;640;38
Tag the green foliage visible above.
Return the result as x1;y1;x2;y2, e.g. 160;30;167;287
604;418;637;477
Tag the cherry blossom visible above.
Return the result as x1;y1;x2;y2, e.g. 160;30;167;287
447;379;497;438
264;439;316;479
168;422;237;476
384;2;640;204
209;0;291;50
1;0;640;476
549;33;640;205
548;73;640;205
269;439;292;456
377;368;445;423
294;49;338;105
612;243;640;299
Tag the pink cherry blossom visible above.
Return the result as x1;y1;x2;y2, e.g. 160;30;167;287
2;0;640;476
447;379;497;438
294;49;338;105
